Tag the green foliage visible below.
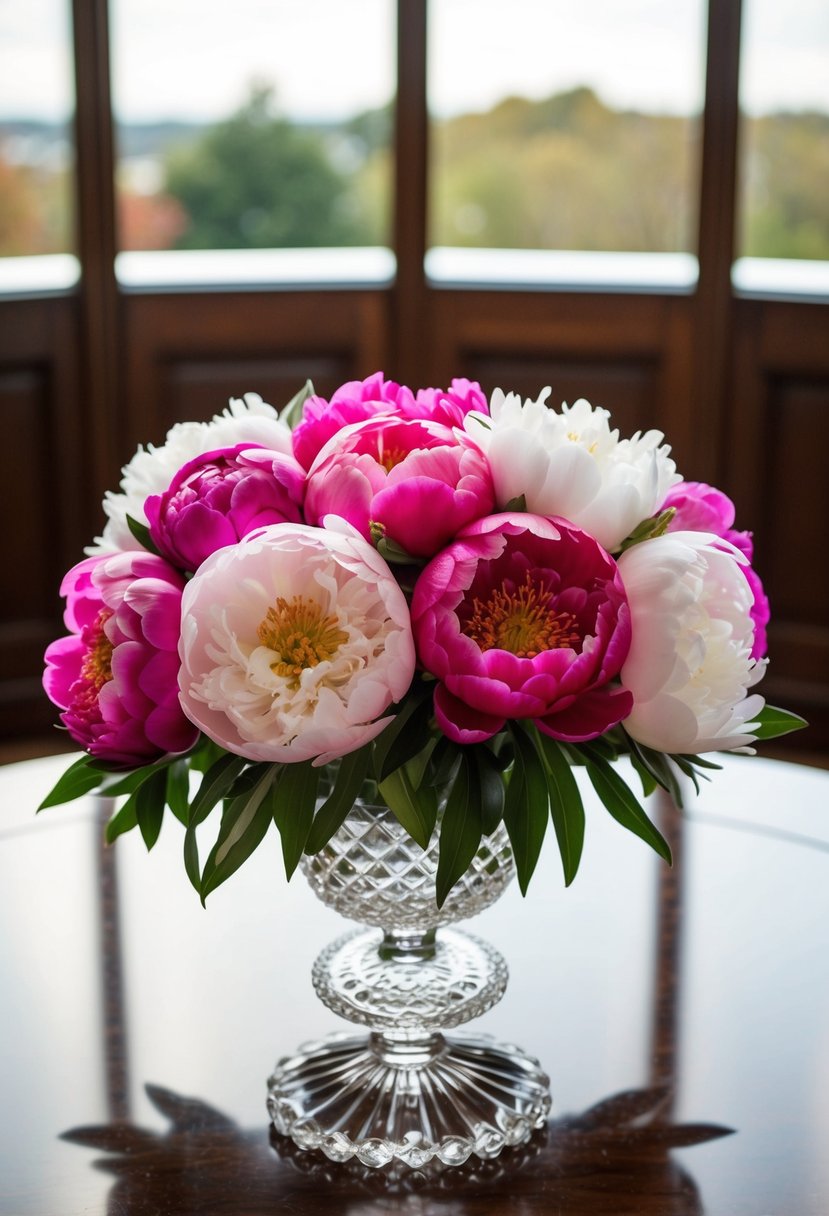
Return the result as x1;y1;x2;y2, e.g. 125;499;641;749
163;85;377;250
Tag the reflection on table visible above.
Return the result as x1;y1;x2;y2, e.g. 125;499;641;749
1;752;828;1215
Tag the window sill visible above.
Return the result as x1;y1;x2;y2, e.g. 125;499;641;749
732;258;829;303
425;247;700;294
0;255;80;298
115;247;396;291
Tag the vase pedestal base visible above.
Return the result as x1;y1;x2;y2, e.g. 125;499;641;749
267;1029;551;1169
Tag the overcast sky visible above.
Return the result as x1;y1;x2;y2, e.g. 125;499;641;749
2;0;827;123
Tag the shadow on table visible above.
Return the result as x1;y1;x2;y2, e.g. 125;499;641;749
62;1083;732;1215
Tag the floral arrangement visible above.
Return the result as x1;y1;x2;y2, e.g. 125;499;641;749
40;373;803;904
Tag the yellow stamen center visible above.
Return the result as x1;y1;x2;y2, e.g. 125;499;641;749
376;441;408;473
463;574;580;658
81;610;114;690
258;595;348;679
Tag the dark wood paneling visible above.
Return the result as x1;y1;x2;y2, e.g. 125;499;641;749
121;290;392;458
728;297;829;754
461;355;659;437
162;357;352;429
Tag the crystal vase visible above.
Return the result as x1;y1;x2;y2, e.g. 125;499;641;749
266;800;552;1168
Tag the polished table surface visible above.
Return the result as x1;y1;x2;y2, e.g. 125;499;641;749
1;751;828;1216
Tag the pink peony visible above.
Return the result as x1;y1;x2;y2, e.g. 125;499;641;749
291;371;489;470
662;481;769;660
177;520;416;765
304;415;495;559
411;513;633;744
145;444;305;572
43;552;198;766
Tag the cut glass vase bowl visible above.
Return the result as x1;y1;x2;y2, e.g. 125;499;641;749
267;800;551;1169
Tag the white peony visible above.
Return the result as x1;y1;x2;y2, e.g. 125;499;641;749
464;389;681;552
617;531;766;754
89;393;293;553
178;519;416;766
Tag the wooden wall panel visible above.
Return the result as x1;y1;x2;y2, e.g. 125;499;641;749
729;298;829;754
424;289;697;472
120;290;392;462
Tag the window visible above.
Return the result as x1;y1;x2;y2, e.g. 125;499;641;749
0;0;78;290
111;0;396;284
426;0;705;288
734;0;829;295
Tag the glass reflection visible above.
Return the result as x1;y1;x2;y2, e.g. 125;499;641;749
63;1081;732;1214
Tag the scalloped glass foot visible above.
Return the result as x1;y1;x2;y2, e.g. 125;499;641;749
267;1031;552;1168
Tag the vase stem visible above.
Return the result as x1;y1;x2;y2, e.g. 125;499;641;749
378;927;437;963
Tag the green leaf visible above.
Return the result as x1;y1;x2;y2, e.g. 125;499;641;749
534;731;586;887
375;690;435;782
586;754;672;865
165;760;190;824
200;767;279;900
750;705;808;741
503;494;527;512
474;747;506;836
104;795;139;844
504;725;549;895
135;768;169;850
375;536;428;567
184;753;250;893
126;514;162;556
422;736;462;788
279;378;315;430
436;753;483;908
618;507;677;553
97;763;165;799
378;764;437;851
38;754;105;810
270;761;320;879
305;746;371;854
624;734;686;808
188;752;249;828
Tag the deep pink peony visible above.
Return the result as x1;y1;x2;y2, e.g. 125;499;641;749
43;552;198;765
662;481;770;660
145;444;305;572
304;415;495;559
291;371;489;470
411;513;633;744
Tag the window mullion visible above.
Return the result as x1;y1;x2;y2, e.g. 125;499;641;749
393;0;429;382
693;0;743;483
71;0;122;510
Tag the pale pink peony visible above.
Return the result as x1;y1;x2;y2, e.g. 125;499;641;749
661;481;769;660
618;531;766;754
177;520;416;765
43;552;198;765
291;371;488;470
145;444;305;572
411;512;633;744
304;415;495;559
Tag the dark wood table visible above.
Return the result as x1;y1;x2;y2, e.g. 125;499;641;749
1;751;828;1215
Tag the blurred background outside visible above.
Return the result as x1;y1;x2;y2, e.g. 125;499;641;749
0;0;826;270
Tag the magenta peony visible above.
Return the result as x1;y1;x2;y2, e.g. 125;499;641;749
177;520;416;765
43;552;198;765
304;415;495;559
291;371;488;470
661;481;770;660
145;444;305;572
411;512;633;744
